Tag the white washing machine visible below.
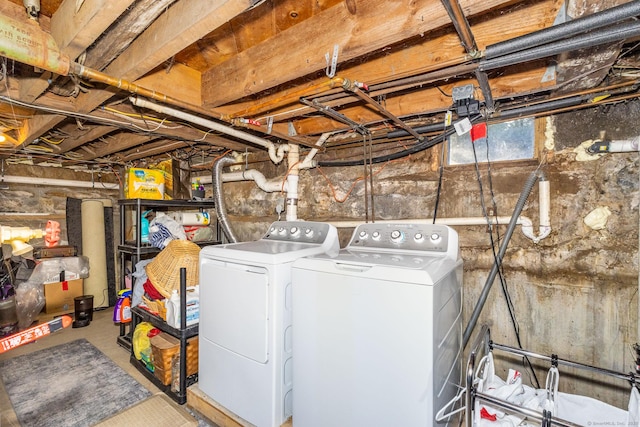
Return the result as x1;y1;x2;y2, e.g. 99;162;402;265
198;221;339;427
291;223;463;427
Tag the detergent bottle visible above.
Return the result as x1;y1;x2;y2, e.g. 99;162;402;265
166;287;199;328
166;290;180;328
140;210;152;243
113;289;132;323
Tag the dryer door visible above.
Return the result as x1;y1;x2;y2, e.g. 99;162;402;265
200;258;269;363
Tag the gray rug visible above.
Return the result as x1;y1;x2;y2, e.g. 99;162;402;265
0;338;152;427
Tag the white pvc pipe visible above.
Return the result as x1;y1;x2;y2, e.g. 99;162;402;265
130;97;285;164
0;175;119;189
286;144;300;221
609;136;640;152
221;170;283;193
328;216;524;228
329;177;552;243
299;132;331;169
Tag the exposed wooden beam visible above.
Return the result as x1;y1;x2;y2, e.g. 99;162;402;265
222;0;562;125
82;0;179;71
134;63;201;107
116;139;225;163
17;0;135;103
201;0;518;107
77;126;251;161
52;0;137;62
19;0;253;147
286;66;556;135
56;126;118;152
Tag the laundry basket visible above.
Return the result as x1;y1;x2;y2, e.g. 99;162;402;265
145;240;200;299
150;332;199;386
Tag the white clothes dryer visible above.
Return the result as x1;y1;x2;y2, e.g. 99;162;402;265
291;223;463;427
198;221;339;427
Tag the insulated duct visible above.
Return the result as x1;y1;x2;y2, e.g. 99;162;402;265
212;156;238;243
0;13;69;75
485;1;640;59
480;20;640;72
462;170;542;348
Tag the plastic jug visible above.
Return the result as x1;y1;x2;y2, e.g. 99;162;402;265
141;210;152;243
165;286;199;328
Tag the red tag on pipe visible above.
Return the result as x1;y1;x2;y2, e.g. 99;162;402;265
62;281;68;291
471;123;487;143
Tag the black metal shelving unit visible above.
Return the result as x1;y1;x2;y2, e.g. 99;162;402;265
116;198;219;349
129;268;198;404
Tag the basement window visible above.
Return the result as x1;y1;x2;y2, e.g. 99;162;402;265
447;117;536;165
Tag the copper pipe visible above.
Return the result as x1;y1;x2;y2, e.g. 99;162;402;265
71;63;324;148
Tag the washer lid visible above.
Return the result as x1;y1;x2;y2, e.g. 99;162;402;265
294;249;461;285
200;221;339;264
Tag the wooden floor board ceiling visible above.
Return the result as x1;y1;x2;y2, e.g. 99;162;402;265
0;0;638;171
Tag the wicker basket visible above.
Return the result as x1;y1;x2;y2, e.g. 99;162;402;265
150;333;198;386
141;295;166;320
145;239;200;299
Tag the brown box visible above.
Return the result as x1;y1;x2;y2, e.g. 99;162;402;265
44;279;84;315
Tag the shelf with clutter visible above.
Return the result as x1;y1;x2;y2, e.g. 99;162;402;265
115;198;220;350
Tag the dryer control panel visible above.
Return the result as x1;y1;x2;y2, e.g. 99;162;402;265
263;221;335;244
347;223;455;254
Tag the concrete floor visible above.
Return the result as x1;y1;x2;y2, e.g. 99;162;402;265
0;308;190;426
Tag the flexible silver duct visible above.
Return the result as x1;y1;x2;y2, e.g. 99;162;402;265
212;156;238;243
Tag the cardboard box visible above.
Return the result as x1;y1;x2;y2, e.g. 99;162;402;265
44;279;84;315
126;168;165;200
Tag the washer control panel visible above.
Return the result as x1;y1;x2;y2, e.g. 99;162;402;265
263;221;333;244
348;223;451;253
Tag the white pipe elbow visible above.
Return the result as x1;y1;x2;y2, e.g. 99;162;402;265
268;145;285;164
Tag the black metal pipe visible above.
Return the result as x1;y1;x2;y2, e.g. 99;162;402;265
485;1;640;59
385;94;589;140
317;114;483;167
495;94;591;120
475;70;494;112
481;20;640;72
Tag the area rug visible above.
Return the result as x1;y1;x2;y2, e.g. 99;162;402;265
0;338;152;427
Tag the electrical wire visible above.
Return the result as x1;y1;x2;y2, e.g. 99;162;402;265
317;114;484;167
432;116;449;222
469;118;541;389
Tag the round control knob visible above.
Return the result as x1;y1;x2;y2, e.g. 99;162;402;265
371;231;381;239
414;233;424;242
358;230;368;239
270;226;276;233
304;228;314;237
430;233;441;242
290;226;299;235
278;227;286;234
390;230;402;241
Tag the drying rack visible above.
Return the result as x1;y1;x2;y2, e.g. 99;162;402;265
465;325;639;427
